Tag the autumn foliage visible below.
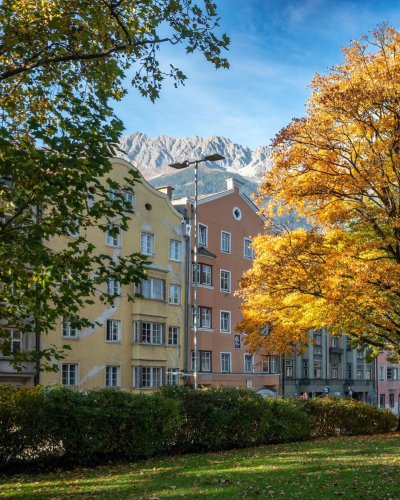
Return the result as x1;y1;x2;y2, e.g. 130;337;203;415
239;26;400;357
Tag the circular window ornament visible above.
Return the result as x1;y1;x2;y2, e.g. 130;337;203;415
232;207;242;220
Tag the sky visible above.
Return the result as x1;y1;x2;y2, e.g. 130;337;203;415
113;0;400;150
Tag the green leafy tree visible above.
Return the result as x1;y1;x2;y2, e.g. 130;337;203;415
0;0;229;376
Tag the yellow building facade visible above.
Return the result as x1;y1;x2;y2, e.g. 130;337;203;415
38;157;187;390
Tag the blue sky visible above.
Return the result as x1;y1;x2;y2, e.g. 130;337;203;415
113;0;400;150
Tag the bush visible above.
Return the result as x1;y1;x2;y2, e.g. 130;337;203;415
293;397;397;437
0;385;395;471
160;386;311;452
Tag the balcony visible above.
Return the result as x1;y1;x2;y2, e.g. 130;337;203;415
298;378;311;386
329;347;343;355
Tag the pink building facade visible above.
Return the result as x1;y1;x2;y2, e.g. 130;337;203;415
174;178;280;395
377;353;400;414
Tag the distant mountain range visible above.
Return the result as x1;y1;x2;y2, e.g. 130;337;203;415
117;132;272;199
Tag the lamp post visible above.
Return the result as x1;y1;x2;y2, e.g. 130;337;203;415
169;154;225;390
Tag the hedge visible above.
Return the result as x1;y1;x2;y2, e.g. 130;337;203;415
0;385;396;470
292;397;397;436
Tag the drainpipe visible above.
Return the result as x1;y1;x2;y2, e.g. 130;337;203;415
183;210;191;382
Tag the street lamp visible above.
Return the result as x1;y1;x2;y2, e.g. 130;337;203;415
169;153;225;390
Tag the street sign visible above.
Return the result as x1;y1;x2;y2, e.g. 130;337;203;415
323;386;330;395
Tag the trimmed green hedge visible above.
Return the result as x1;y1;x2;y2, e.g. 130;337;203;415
292;396;397;436
0;385;396;470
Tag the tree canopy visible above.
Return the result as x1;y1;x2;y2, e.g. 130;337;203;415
0;0;229;372
239;25;400;358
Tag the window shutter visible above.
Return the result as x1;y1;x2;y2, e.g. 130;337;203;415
133;321;138;343
134;366;142;388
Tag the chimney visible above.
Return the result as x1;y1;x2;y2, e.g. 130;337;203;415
157;186;175;201
226;178;245;192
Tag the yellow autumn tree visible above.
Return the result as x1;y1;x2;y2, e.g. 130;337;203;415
238;25;400;358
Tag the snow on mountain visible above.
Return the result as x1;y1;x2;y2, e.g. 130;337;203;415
118;132;272;184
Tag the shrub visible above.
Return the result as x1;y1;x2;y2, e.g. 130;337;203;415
160;386;311;452
293;397;397;436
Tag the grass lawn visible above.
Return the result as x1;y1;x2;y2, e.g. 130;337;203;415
1;433;400;498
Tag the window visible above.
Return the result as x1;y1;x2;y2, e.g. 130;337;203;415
168;326;180;346
198;224;208;246
192;263;212;286
379;366;385;381
303;360;309;378
245;354;253;373
106;366;120;388
2;329;22;353
285;359;293;378
244;238;253;259
379;394;386;407
331;337;338;347
168;284;181;305
314;360;321;378
134;322;164;345
356;349;364;360
167;368;179;386
139;278;165;301
106;319;121;342
357;364;363;380
234;334;242;349
107;279;121;296
387;367;399;380
106;225;121;247
220;270;231;293
233;207;242;220
221;353;231;373
66;221;79;238
331;363;338;379
314;345;322;356
140;233;154;255
220;311;231;333
221;231;231;253
62;319;79;339
365;364;372;380
191;351;212;372
347;363;353;379
192;306;212;329
169;240;182;261
134;367;163;388
390;393;395;408
62;364;78;386
261;355;277;373
314;334;321;346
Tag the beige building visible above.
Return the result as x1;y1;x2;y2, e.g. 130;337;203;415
36;157;187;390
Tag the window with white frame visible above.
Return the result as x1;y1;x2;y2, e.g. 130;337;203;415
192;306;212;329
221;231;231;253
2;329;22;353
220;310;231;333
62;364;78;386
331;363;338;379
168;284;181;305
314;360;322;378
106;319;121;342
107;279;121;296
244;354;253;373
106;366;120;387
192;263;212;286
191;351;212;372
220;269;231;292
109;189;134;210
134;366;163;388
244;238;253;259
140;232;154;255
379;366;385;381
198;223;208;246
106;225;121;247
169;240;182;261
331;336;338;347
167;368;179;386
261;355;277;373
221;352;231;373
62;318;79;339
366;364;372;380
168;326;180;346
133;321;164;345
285;359;294;378
139;277;165;301
234;334;242;349
65;220;79;238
